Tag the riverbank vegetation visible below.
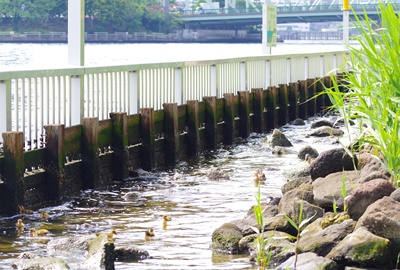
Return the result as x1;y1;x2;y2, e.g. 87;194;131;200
0;0;183;33
325;1;400;187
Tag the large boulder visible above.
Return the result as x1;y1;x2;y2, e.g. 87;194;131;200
346;178;395;220
309;148;356;181
326;227;392;269
12;253;70;270
275;252;337;270
298;219;356;256
281;176;312;195
278;186;318;222
312;170;359;210
211;223;243;254
356;196;400;250
269;129;293;147
115;247;149;261
357;153;391;183
297;145;319;161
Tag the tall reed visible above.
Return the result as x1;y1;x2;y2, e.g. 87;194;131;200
325;1;400;187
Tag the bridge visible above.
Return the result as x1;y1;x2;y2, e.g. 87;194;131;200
180;3;385;26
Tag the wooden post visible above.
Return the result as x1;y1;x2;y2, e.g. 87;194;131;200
288;82;299;121
315;77;326;113
278;84;289;126
238;90;250;138
323;76;333;108
2;132;24;215
110;112;128;180
163;103;179;165
298;80;307;119
140;108;155;171
266;86;278;130
223;93;235;145
82;117;100;189
307;78;317;117
45;125;65;202
187;100;200;157
203;96;217;150
251;88;266;133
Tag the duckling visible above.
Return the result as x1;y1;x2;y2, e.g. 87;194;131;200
252;168;266;183
305;154;316;164
18;205;34;215
96;229;117;240
163;215;172;222
41;211;50;222
145;228;155;237
30;228;49;236
15;219;25;229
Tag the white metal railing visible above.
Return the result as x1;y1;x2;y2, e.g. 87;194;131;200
0;50;348;148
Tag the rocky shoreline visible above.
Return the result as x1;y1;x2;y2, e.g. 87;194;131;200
211;117;400;269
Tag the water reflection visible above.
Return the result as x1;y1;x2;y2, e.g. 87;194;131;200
0;117;347;269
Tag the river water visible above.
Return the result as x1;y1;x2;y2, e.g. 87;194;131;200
0;42;347;269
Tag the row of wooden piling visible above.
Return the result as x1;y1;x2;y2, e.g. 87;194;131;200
0;76;333;215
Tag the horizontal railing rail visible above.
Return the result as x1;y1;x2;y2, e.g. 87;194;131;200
0;50;348;149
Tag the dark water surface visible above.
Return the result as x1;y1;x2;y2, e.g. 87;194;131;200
0;115;350;269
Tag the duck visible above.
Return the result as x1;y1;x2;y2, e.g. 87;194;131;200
41;211;50;222
30;228;49;236
18;205;34;215
96;229;117;240
163;215;172;222
15;219;25;229
252;168;266;183
305;154;316;164
145;228;155;237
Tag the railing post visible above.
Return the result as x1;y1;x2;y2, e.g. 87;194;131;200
71;75;83;126
210;65;217;97
238;90;250;138
288;82;299;121
203;96;217;150
278;84;289;126
175;68;183;105
252;88;266;133
45;124;65;202
129;71;139;114
110;112;129;180
187;100;200;157
0;80;11;138
82;117;100;189
2;132;24;215
223;93;235;145
140;108;155;171
163;103;179;166
68;0;84;66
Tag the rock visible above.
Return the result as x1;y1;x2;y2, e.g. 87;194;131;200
115;247;149;261
282;163;311;178
83;234;115;270
237;214;291;236
206;167;230;180
278;186;315;220
326;227;392;269
390;188;400;202
312;170;359;210
309;148;357;180
12;252;70;270
332;117;355;127
269;129;293;147
297;145;319;161
311;119;334;129
298;219;356;256
320;212;351;229
291;118;306;125
309;126;344;137
281;176;312;195
357;153;391;183
356;196;400;250
238;230;295;254
346;178;395;220
246;203;279;218
122;192;140;201
211;223;243;254
272;146;297;155
275;252;337;270
47;235;92;256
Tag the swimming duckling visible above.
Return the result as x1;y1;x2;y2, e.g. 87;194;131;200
18;205;34;215
41;211;50;222
305;154;316;164
252;168;266;183
163;215;172;222
15;219;25;229
30;228;49;236
96;229;117;240
145;228;155;237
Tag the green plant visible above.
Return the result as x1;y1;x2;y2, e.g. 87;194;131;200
250;184;272;269
284;201;316;270
341;171;348;212
324;1;400;188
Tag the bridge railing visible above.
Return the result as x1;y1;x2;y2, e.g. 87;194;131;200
0;50;348;148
